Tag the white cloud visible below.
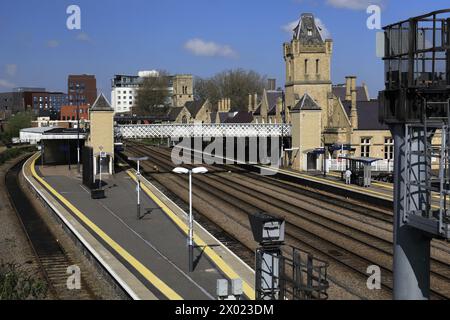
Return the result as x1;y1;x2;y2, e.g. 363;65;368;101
282;20;298;34
0;79;16;89
282;18;331;40
47;40;60;48
315;18;331;40
184;38;237;58
5;64;17;77
326;0;385;10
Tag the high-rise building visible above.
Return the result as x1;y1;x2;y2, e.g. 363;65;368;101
68;74;97;106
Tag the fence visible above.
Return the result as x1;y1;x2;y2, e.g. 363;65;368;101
327;159;394;172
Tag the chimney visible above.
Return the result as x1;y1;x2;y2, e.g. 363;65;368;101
227;98;231;112
253;93;258;111
218;99;223;112
248;94;253;112
350;76;358;129
345;76;353;101
268;79;276;91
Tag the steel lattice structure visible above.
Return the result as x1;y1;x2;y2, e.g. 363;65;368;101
115;123;292;139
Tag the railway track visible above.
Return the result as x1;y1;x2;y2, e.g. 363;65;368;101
5;157;97;300
122;142;450;299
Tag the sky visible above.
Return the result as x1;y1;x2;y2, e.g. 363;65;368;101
0;0;449;98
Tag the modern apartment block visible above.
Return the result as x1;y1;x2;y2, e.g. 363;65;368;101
23;91;68;120
68;74;97;106
110;71;193;114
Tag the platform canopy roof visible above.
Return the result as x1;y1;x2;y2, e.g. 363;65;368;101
339;156;382;164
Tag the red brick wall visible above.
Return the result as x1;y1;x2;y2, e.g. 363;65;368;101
60;105;90;121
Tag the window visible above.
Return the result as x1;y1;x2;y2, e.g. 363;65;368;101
307;28;312;36
304;59;308;74
384;138;394;160
361;138;371;157
316;59;319;74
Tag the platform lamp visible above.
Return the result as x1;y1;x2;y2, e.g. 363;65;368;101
172;166;208;272
128;156;149;219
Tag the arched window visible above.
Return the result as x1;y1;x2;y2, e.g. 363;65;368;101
182;115;188;123
316;59;320;74
304;59;308;74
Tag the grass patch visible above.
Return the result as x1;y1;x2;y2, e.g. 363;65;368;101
0;262;48;300
0;146;36;166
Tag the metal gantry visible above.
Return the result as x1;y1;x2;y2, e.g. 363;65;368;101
380;9;450;300
115;123;292;139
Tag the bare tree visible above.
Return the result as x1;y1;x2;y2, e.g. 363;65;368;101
135;70;171;116
194;69;267;112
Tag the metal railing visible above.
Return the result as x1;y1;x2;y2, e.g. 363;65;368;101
115;123;292;139
255;246;329;300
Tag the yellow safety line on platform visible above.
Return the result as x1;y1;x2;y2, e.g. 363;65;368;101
28;153;182;300
126;170;256;300
275;167;392;200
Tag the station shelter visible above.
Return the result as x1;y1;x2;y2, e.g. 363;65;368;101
338;156;382;187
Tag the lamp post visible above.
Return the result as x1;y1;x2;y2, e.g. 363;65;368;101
129;156;149;219
172;166;208;272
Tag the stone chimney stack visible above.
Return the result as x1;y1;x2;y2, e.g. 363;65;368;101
253;93;258;111
248;94;253;112
345;76;354;101
349;76;358;129
268;79;276;91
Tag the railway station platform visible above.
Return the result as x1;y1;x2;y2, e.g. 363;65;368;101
256;165;443;211
23;153;255;300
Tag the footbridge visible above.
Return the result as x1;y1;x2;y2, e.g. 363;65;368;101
115;123;292;139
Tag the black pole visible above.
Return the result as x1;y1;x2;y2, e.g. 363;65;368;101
68;140;71;170
76;88;80;173
281;91;286;168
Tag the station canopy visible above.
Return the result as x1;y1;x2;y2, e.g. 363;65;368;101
338;156;382;164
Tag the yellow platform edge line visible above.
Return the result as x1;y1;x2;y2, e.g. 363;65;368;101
126;170;256;300
277;168;442;209
28;153;182;300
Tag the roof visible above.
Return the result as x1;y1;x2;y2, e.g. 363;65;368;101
342;100;388;130
21;127;56;134
185;100;204;117
218;112;232;123
90;94;113;111
224;111;254;123
333;85;370;102
293;13;324;45
209;112;217;123
291;93;321;112
266;91;283;115
167;107;184;121
339;156;382;164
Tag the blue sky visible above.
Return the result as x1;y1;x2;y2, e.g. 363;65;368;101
0;0;449;98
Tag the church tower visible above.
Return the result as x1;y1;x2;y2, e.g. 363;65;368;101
283;13;333;128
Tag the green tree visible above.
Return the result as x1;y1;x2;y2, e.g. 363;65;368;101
135;70;171;116
194;69;267;112
0;112;34;144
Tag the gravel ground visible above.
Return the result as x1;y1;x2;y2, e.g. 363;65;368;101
0;155;123;300
0;154;49;298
